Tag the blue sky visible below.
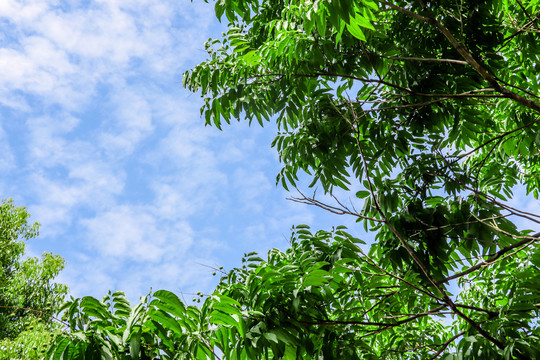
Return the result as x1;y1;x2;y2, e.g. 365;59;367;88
0;0;358;302
1;0;538;304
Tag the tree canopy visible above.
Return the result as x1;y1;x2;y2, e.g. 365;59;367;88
0;199;67;358
47;0;540;359
182;0;540;355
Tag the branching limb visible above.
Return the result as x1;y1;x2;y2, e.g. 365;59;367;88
346;245;442;300
379;1;540;114
0;305;69;327
439;232;540;284
364;53;468;65
300;304;446;328
428;330;467;360
455;115;540;161
337;92;512;353
288;189;385;222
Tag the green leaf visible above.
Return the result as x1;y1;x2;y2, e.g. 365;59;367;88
151;290;187;319
346;22;365;41
209;311;240;327
50;337;70;360
356;190;370;198
283;344;297;360
129;331;141;360
302;269;332;288
148;310;184;336
263;332;278;344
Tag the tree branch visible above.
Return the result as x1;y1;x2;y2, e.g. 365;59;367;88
364;53;468;65
379;1;540;114
439;232;540;284
0;305;69;327
300;305;446;328
287;190;385;222
428;330;467;360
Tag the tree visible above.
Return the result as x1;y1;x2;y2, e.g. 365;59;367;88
0;318;63;360
182;0;540;357
47;0;540;359
0;199;68;357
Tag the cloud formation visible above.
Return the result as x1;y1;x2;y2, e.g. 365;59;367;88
0;0;327;301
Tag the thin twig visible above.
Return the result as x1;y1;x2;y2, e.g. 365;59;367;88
428;330;467;360
0;305;70;327
439;232;540;284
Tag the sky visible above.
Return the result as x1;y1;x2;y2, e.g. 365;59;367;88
1;0;538;305
0;0;358;302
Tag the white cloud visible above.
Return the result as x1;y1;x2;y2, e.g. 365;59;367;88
151;183;195;220
0;124;15;171
27;165;123;237
0;0;48;24
0;0;215;112
232;168;272;213
98;87;154;157
81;205;193;261
0;0;228;301
0;34;89;109
67;203;224;302
59;259;118;301
24;144;125;236
26;115;80;163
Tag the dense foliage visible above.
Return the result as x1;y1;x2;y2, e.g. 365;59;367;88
47;0;540;359
0;319;63;360
0;199;67;358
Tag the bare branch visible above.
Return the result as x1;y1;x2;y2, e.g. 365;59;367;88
0;305;69;328
288;190;385;223
428;330;467;360
364;53;468;65
300;304;446;328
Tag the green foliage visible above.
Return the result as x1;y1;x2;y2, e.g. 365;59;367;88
186;0;540;357
49;0;540;359
0;318;62;360
46;291;161;360
47;226;540;359
0;199;68;341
